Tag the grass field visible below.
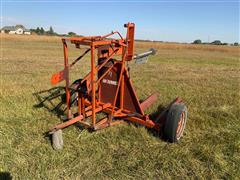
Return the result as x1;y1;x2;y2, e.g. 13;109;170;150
1;34;239;179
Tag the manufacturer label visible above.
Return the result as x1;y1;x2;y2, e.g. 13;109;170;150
102;79;117;86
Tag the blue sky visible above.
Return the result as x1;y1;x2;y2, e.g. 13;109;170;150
1;0;239;43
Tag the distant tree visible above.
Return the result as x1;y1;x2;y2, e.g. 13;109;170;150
30;28;36;33
211;40;222;45
29;29;37;35
40;27;45;35
222;43;228;45
30;26;58;36
68;32;77;36
49;26;54;35
193;39;202;44
233;42;239;46
36;27;40;34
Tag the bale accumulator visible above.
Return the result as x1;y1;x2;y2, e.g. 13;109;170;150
48;23;188;150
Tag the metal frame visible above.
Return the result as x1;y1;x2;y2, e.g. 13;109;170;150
49;23;182;133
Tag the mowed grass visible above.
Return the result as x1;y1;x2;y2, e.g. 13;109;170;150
0;34;240;179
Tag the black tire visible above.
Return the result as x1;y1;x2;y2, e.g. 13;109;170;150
163;103;188;143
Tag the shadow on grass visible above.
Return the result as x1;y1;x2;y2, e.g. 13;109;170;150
33;87;86;136
33;87;168;140
0;172;12;180
33;86;66;118
149;105;167;139
150;105;166;122
129;103;167;139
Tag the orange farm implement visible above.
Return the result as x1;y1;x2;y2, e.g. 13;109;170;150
48;23;188;149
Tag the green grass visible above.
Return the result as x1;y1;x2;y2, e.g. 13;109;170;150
1;35;240;179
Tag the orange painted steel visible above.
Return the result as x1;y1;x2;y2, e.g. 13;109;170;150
48;23;179;134
140;93;159;111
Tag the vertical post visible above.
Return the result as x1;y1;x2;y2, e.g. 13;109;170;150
81;94;86;120
120;47;125;109
120;74;124;109
125;23;135;61
78;92;81;116
110;46;126;117
91;45;96;126
62;39;71;119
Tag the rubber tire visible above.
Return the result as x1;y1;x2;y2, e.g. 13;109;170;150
52;129;63;150
163;103;188;143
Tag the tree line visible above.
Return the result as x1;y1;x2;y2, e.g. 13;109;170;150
29;27;239;45
193;39;239;46
30;26;56;35
30;26;78;37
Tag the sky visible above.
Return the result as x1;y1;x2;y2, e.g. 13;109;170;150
1;0;239;43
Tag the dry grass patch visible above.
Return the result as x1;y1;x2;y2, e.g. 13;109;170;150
0;35;239;179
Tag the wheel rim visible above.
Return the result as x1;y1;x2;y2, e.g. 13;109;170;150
176;111;186;140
